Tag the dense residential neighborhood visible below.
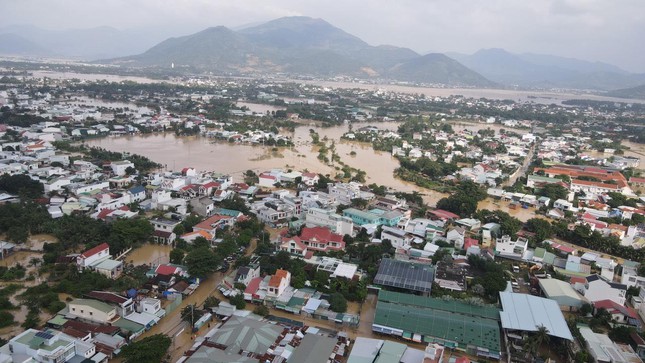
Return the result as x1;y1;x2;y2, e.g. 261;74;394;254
0;66;643;363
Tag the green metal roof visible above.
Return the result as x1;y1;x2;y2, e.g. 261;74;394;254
47;315;69;327
373;291;501;353
377;290;499;320
70;298;115;314
374;341;407;363
113;318;145;333
287;297;306;308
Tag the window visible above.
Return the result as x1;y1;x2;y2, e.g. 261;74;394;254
89;312;93;316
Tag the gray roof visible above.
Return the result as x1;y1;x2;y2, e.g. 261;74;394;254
186;345;256;363
208;316;283;355
538;278;586;308
289;334;337;363
347;337;383;363
374;258;434;293
499;291;573;340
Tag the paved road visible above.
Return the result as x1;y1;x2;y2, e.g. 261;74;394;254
133;238;258;362
503;143;536;187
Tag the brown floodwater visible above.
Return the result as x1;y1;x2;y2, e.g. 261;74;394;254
85;122;448;205
126;244;172;266
303;79;645;105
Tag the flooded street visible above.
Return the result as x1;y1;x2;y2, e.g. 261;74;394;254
477;199;546;222
125;244;172;266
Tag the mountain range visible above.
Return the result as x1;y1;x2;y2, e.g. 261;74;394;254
1;17;645;92
111;17;494;87
0;24;172;60
447;48;645;90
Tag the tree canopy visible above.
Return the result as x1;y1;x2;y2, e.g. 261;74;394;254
184;247;220;277
120;334;171;363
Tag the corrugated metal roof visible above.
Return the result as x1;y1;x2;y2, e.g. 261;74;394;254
373;259;434;293
499;291;573;340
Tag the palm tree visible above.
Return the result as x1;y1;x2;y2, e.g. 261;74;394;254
533;324;550;357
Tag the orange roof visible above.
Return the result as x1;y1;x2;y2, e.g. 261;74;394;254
536;166;627;188
269;270;290;288
193;214;231;230
572;179;621;190
608;224;628;232
275;269;289;279
269;275;282;287
181;230;213;240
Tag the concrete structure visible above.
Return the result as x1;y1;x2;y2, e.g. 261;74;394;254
574;275;627;306
304;207;354;236
68;299;118;324
267;269;291;299
579;325;642;363
0;329;94;363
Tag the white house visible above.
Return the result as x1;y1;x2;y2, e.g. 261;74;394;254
267;269;291;299
110;160;134;176
138;298;163;316
2;329;85;363
380;226;411;249
68;298;119;324
77;243;110;269
574;275;627;306
495;235;529;256
305;207;354;236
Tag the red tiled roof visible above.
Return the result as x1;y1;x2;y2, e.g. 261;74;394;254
551;243;575;254
300;226;343;244
63;319;120;335
193;214;231;231
62;327;89;339
245;277;262;294
463;238;479;250
201;181;221;189
97;209;115;220
259;173;276;180
570;276;587;285
430;209;460;220
629;177;645;184
81;243;109;258
594;299;637;318
86;291;129;304
156;264;179;276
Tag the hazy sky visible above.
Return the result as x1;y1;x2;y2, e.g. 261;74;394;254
1;0;644;72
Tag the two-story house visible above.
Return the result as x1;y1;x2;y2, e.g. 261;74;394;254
68;299;119;325
267;269;291;299
85;291;134;318
299;226;346;252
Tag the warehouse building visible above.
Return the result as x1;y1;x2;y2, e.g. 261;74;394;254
372;291;501;359
373;258;435;294
538;278;587;311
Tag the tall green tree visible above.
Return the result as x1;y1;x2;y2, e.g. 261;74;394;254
120;334;171;363
184;247;220;277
